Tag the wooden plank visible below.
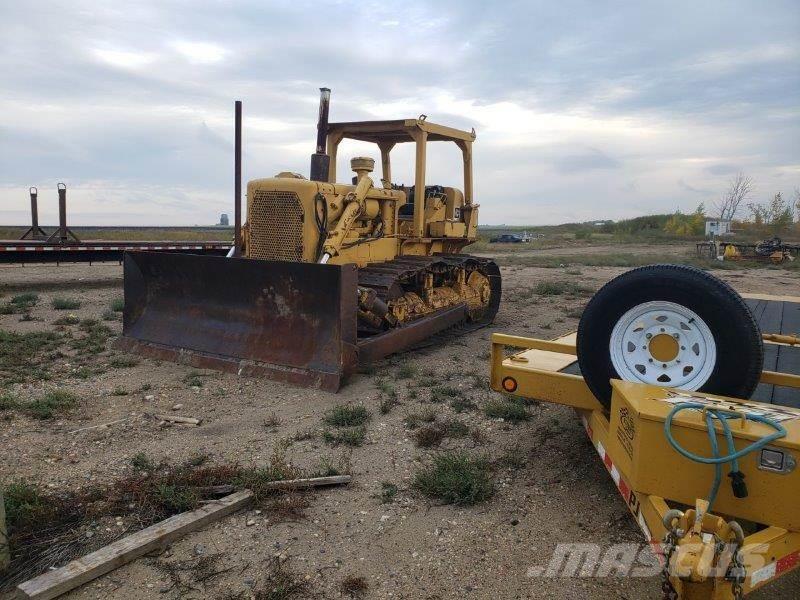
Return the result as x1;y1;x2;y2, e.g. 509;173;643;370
746;297;800;408
741;292;800;304
504;332;579;373
775;299;800;408
261;475;351;491
16;490;253;600
747;298;782;404
155;414;201;425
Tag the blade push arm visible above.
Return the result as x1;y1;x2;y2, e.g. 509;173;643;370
319;168;374;263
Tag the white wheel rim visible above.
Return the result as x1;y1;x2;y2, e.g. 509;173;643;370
609;301;716;390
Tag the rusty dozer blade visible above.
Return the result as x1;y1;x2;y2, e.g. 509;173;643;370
114;251;358;392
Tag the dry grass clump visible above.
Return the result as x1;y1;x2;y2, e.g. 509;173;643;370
341;574;369;597
1;448;341;591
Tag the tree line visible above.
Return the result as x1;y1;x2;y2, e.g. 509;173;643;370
663;173;799;237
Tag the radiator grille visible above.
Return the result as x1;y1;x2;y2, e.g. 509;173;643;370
249;190;304;261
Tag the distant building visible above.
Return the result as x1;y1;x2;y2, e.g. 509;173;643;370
705;218;732;237
218;213;229;227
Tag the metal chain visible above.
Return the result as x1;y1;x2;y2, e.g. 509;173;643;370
728;549;745;600
660;533;679;600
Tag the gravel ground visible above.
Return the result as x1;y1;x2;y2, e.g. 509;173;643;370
1;257;798;600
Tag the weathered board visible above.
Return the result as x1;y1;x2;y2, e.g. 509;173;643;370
16;491;253;600
745;296;800;408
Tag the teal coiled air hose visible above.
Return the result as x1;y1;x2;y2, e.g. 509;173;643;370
664;402;787;511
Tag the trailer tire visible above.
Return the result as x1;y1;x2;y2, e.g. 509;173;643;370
577;264;763;409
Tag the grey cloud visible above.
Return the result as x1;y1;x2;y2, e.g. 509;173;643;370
0;0;798;225
705;164;740;176
678;179;712;195
552;148;621;174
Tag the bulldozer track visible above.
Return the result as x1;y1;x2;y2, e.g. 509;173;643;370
357;253;502;339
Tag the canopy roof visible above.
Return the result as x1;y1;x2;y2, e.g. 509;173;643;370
326;118;476;145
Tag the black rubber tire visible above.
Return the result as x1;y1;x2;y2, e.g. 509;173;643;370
577;264;763;409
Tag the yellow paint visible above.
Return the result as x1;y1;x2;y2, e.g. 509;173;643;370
649;333;679;362
245;119;479;267
242;117;494;326
490;331;800;597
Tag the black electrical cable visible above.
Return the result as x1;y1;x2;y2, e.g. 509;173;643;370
314;193;328;262
341;216;385;249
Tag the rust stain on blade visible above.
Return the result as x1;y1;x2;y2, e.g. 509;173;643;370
117;252;358;390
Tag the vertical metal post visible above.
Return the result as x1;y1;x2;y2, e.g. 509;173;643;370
57;183;67;243
315;88;330;155
413;131;428;238
234;101;242;257
21;187;48;240
310;87;331;182
462;141;473;206
379;143;395;189
30;187;39;231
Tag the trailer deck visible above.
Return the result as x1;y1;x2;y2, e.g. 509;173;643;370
0;240;231;264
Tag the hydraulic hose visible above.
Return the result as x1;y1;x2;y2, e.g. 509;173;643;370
664;402;786;510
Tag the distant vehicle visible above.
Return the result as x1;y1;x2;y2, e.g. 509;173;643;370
490;233;524;243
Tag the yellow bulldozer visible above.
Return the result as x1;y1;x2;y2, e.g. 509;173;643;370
116;89;501;391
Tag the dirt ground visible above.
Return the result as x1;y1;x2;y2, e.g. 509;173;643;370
1;254;798;600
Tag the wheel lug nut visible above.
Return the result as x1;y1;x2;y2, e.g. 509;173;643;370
646;333;652;339
648;358;653;363
681;346;686;350
662;364;667;368
673;333;679;339
660;328;665;332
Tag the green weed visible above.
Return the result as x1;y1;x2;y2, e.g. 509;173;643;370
429;385;460;403
404;407;437;429
26;389;79;419
484;398;530;423
413;452;494;505
323;404;370;427
323;426;366;447
379;481;398;504
131;452;157;472
51;297;81;310
396;364;416;379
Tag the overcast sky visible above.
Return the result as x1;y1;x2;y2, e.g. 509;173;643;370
1;0;798;226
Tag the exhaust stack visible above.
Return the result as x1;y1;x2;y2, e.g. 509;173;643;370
309;87;331;182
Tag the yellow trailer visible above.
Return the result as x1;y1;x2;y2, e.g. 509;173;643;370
490;271;800;599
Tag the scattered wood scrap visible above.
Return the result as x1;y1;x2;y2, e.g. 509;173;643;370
16;491;252;600
261;475;351;491
68;416;137;434
15;474;352;599
156;414;201;426
195;484;235;497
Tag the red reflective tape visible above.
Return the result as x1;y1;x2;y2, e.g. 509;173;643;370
618;478;630;500
777;550;800;574
603;453;613;470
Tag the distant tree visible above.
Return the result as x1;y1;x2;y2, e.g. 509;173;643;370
715;172;753;221
747;192;795;234
664;204;705;236
794;187;800;223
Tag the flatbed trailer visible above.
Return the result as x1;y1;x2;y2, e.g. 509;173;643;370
0;240;231;264
490;294;800;599
4;185;232;264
